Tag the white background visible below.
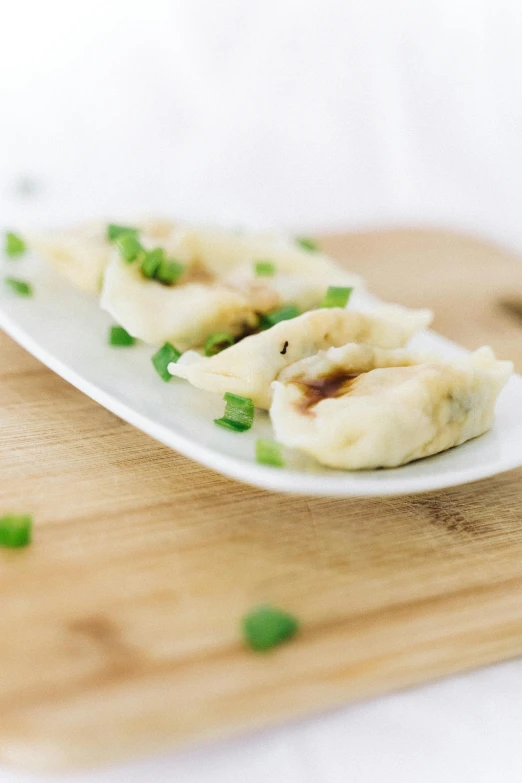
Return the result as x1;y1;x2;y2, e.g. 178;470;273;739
2;1;522;780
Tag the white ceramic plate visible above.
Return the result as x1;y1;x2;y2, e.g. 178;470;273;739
1;250;521;496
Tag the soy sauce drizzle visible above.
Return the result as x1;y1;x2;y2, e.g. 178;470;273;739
293;370;360;414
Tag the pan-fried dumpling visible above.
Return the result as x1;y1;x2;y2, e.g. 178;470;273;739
170;305;433;409
270;345;513;469
100;253;258;350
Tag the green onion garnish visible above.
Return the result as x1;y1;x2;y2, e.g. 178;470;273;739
296;237;318;252
242;605;299;652
107;224;139;242
109;325;136;346
255;438;284;468
320;286;353;309
152;342;181;381
204;332;235;357
214;392;255;432
254;260;276;277
5;232;26;257
155;258;185;285
259;304;300;330
5;277;32;296
0;514;32;548
141;247;164;279
115;233;145;263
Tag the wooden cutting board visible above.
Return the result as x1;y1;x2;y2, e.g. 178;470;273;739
1;229;522;772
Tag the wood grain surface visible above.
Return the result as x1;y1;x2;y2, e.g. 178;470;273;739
1;229;522;771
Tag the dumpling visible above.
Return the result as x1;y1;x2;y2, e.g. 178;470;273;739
29;222;109;295
100;253;258;350
32;221;364;349
170;304;433;409
181;227;362;284
275;341;427;380
187;227;362;311
222;262;348;313
31;222;361;302
100;226;364;346
28;220;181;296
270;345;513;469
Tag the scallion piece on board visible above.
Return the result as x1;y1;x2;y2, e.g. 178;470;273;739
204;332;234;357
242;605;299;651
214;392;255;432
0;514;32;548
320;286;353;309
152;342;181;381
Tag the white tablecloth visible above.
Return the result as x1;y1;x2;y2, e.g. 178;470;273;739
2;2;522;780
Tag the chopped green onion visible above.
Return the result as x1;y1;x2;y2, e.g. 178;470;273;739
242;605;299;652
5;232;26;257
259;304;300;330
0;514;32;548
155;258;185;285
254;260;276;277
214;392;255;432
114;233;145;263
152;342;181;381
141;247;164;279
5;277;32;296
107;224;139;242
296;237;319;252
204;332;235;357
320;286;353;309
256;438;284;468
109;325;136;346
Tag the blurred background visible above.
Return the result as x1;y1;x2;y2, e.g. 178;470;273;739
2;0;522;244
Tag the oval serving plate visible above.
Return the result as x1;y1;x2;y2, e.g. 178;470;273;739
1;249;521;497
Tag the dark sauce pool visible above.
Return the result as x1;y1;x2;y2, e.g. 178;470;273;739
293;370;360;414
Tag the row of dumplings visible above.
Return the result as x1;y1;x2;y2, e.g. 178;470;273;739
31;221;513;470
